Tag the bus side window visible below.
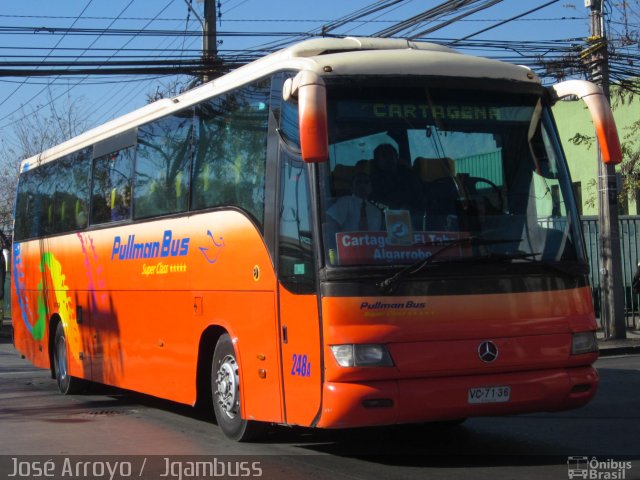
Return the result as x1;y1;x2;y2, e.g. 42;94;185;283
191;80;269;228
14;169;40;240
91;147;134;225
134;110;193;219
278;151;315;294
52;149;91;234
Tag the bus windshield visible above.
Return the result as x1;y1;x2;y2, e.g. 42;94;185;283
319;82;585;270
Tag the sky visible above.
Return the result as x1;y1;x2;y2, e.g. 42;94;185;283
0;0;600;159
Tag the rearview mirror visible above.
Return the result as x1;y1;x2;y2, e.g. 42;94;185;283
549;80;622;165
283;71;328;163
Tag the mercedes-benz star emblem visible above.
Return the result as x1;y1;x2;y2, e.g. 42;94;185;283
478;341;499;363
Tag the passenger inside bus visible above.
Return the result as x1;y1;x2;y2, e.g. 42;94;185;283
326;172;384;232
111;185;131;221
369;143;424;211
413;156;461;231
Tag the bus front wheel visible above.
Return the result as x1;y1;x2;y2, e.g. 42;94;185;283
53;322;83;394
211;333;265;441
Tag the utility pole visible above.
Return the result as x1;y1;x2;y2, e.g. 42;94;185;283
585;0;627;339
202;0;218;82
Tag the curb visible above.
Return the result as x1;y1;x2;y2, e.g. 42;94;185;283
599;345;640;357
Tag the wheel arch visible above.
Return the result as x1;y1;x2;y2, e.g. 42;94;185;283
47;313;62;379
195;324;228;410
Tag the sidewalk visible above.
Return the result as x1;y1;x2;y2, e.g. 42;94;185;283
597;328;640;357
2;317;640;355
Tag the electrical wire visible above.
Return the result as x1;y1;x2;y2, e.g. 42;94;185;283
449;0;560;44
1;2;639;133
0;0;173;129
0;1;94;110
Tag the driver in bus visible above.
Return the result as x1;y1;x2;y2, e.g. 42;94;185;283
327;172;383;232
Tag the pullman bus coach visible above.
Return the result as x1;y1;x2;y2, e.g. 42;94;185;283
11;37;621;441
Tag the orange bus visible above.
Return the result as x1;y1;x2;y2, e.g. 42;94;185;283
11;37;621;441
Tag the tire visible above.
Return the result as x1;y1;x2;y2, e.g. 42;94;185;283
53;322;83;394
211;334;265;441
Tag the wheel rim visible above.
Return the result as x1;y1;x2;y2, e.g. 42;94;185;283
215;354;239;419
55;333;68;382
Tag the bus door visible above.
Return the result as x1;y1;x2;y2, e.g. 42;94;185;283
277;150;323;426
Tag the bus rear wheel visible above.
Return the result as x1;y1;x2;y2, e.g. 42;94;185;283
53;322;83;394
211;333;265;441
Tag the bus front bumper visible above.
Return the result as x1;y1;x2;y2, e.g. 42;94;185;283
315;366;598;428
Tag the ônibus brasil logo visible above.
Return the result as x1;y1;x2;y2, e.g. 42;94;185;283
567;457;632;479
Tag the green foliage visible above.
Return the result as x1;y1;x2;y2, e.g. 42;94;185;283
569;132;595;149
584;178;598;210
618;118;640;202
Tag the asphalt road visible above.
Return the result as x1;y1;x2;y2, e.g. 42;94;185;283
0;334;639;480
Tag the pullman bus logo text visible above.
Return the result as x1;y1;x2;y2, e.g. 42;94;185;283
111;230;190;261
360;300;426;310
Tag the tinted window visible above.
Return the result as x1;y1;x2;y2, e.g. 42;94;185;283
278;151;315;294
14;166;45;240
134;110;193;219
52;149;91;233
91;147;134;224
271;73;300;148
192;80;269;227
13;148;91;240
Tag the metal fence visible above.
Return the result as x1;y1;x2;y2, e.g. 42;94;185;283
583;215;640;328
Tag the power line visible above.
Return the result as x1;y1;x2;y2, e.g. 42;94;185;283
448;0;560;44
406;0;505;39
0;75;175;86
375;0;486;37
0;26;311;37
0;1;94;110
0;0;173;129
0;13;594;23
90;10;201;125
0;0;135;127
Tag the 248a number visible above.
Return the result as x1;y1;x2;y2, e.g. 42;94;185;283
291;354;311;377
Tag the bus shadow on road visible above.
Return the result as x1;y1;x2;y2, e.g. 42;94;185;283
265;422;575;467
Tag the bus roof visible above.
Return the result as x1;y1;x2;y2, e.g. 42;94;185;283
20;36;540;171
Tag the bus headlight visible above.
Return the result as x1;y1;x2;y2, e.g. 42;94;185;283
330;344;394;367
571;332;598;355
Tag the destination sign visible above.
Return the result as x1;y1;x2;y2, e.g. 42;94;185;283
337;101;533;124
335;230;469;266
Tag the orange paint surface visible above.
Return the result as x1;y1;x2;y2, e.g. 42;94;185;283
12;209;598;429
12;211;283;423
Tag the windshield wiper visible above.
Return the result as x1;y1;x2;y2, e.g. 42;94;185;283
472;252;583;277
455;251;540;262
376;237;521;294
442;250;585;276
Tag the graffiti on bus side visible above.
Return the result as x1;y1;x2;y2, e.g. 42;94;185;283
13;244;75;341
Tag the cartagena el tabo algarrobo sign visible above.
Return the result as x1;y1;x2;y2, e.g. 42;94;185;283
567;457;633;479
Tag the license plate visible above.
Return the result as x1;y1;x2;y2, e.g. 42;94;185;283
468;386;511;404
